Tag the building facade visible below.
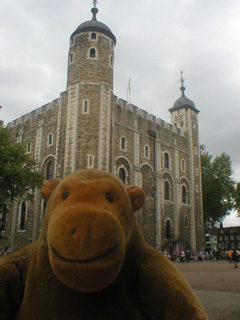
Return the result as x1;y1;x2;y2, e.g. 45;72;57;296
205;224;240;253
0;5;205;254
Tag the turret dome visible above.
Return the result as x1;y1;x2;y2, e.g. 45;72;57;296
169;73;199;114
71;7;116;44
173;86;195;109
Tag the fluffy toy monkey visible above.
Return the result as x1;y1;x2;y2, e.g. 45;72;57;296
0;169;208;319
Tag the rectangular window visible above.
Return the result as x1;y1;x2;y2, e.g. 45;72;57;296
87;154;95;169
26;143;31;154
225;236;228;240
17;135;22;143
82;100;89;114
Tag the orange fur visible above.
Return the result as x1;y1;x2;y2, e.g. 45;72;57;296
0;169;208;319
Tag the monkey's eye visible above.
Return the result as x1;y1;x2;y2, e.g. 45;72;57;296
62;191;69;200
106;192;114;203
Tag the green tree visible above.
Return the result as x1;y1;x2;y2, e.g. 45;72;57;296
200;145;236;228
0;128;44;236
235;182;240;217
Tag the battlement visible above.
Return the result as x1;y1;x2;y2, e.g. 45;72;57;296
115;96;184;137
7;97;61;129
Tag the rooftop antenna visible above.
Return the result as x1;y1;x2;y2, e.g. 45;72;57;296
127;78;131;104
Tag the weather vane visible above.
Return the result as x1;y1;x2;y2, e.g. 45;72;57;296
92;0;99;7
180;70;185;87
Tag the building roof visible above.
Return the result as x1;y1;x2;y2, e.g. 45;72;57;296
169;86;199;114
71;7;116;44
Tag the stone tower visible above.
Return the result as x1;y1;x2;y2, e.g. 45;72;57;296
169;73;204;251
1;8;205;254
64;4;116;176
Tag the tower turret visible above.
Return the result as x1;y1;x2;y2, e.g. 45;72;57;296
169;71;199;131
64;4;116;176
67;5;116;89
169;72;204;252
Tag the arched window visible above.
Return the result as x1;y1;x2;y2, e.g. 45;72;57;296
164;152;169;168
90;48;96;58
164;180;170;200
182;185;187;204
166;220;171;240
91;32;96;40
19;201;27;231
46;161;54;180
119;168;126;184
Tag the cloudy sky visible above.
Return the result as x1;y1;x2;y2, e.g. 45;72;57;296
1;0;239;225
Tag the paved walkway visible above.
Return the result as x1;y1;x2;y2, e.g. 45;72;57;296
175;260;240;320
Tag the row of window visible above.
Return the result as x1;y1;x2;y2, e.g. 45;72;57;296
16;199;47;232
219;235;240;241
120;137;188;172
117;165;189;204
17;201;190;233
164;180;189;204
165;216;189;240
70;32;114;48
26;134;54;154
218;242;240;250
16;158;189;231
69;49;114;66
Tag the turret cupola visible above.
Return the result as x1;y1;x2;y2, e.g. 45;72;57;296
169;71;199;113
169;71;199;131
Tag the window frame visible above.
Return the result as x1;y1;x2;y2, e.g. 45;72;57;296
164;152;170;169
47;134;53;147
18;200;27;231
89;48;97;59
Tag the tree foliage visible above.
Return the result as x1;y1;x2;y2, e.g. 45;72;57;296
0;128;44;228
235;182;240;217
200;145;237;227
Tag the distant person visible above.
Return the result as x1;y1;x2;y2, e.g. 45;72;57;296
227;250;233;263
232;250;238;269
215;249;219;261
212;249;216;262
180;250;185;263
185;249;191;263
2;246;9;256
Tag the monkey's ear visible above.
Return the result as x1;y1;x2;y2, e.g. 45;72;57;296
41;178;61;200
127;186;145;212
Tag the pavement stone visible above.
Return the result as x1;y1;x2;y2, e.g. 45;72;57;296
175;260;240;320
